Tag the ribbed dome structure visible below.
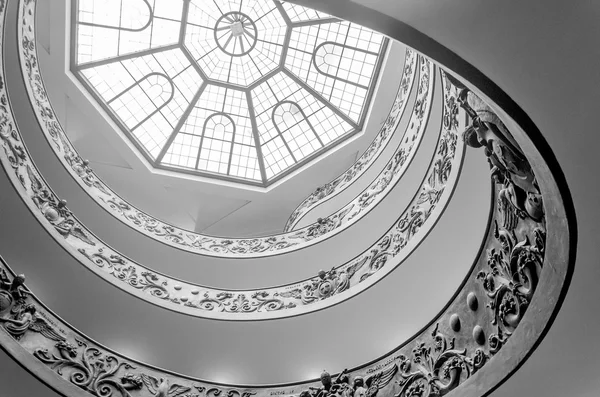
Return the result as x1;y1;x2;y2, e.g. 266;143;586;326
0;0;592;397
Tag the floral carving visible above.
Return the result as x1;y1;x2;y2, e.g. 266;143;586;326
34;340;137;397
0;90;26;171
3;10;464;320
194;386;257;397
477;222;545;338
17;3;430;258
285;50;418;231
141;374;191;396
395;324;487;397
0;3;567;397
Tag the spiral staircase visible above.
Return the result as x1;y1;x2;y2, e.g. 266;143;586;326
0;0;594;396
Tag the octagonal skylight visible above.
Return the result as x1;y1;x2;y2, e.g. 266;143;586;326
72;0;387;186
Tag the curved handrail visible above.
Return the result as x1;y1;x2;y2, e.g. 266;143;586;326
284;51;416;232
2;1;465;319
19;2;420;258
3;36;464;320
0;95;561;397
0;1;576;396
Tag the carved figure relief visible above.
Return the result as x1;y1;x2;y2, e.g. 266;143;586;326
26;165;95;245
0;2;569;397
449;78;544;229
34;339;137;397
141;374;192;397
0;303;65;341
0;269;27;310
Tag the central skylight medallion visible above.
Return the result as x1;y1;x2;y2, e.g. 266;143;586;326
72;0;387;186
214;12;257;56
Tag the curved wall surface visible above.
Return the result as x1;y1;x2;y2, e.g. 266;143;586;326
0;0;579;396
0;0;470;321
7;2;460;291
19;0;427;260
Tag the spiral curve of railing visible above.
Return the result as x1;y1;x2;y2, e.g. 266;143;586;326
0;1;575;397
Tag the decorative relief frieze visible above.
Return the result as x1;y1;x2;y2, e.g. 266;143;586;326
284;51;418;231
0;174;546;397
18;0;423;258
0;0;464;320
0;58;549;388
0;2;572;397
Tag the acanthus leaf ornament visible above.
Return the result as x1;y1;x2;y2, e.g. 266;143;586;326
4;0;478;322
6;7;466;320
394;324;482;397
34;339;137;397
17;3;426;259
477;221;545;336
285;50;418;231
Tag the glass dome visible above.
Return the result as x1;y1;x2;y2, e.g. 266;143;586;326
72;0;388;186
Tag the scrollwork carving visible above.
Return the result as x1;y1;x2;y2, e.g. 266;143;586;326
34;339;137;397
17;2;427;258
0;2;571;397
394;324;485;397
4;12;464;320
285;50;418;231
477;221;545;336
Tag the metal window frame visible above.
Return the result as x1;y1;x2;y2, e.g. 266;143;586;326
70;0;389;187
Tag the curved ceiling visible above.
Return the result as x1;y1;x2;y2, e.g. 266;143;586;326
30;0;420;259
0;0;594;396
0;0;496;377
12;0;471;319
71;0;387;186
0;0;582;396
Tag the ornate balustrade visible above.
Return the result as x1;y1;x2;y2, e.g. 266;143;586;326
0;0;466;320
0;99;568;397
18;0;425;258
0;1;575;395
284;51;417;232
0;142;555;395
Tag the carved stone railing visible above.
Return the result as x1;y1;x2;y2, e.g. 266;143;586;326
18;0;425;258
0;0;462;320
0;0;575;395
0;79;568;397
283;50;417;232
2;9;463;317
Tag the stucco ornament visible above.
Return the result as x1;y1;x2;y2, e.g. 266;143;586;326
18;0;425;258
34;339;138;397
0;270;26;310
0;174;549;397
141;374;192;397
0;302;65;341
285;51;418;231
394;323;489;397
3;6;465;321
452;81;544;229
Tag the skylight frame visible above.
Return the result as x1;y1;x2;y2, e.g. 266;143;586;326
69;0;388;187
